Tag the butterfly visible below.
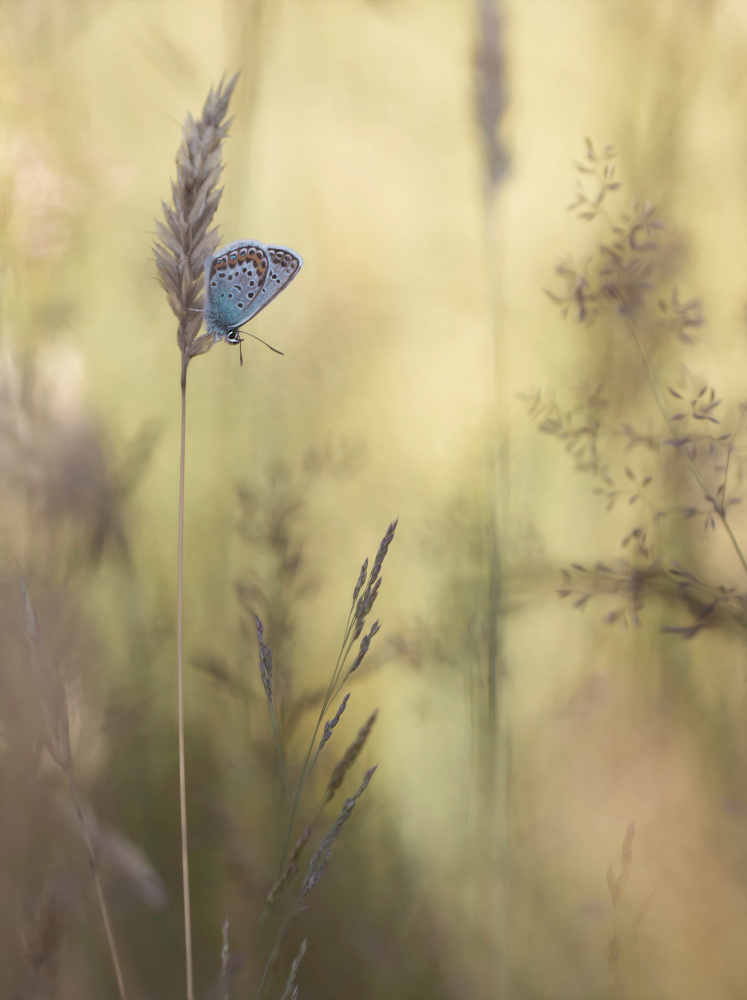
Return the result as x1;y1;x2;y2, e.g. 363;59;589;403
204;239;303;364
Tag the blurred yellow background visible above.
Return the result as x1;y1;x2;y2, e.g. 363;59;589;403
3;1;747;998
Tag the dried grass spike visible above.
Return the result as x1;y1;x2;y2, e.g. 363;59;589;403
302;766;377;900
352;521;397;638
353;577;381;641
369;519;398;588
349;620;380;675
279;939;307;1000
323;710;378;804
320;693;350;749
352;558;368;604
154;73;239;364
255;614;274;703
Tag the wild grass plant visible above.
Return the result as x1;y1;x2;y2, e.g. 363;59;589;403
0;362;407;998
154;77;395;999
0;339;166;997
527;139;747;641
520;140;747;994
19;576;127;997
154;73;239;1000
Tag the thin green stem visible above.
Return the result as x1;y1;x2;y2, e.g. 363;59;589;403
256;908;298;999
621;304;747;580
178;358;194;1000
253;617;358;998
273;623;356;879
256;783;347;998
260;796;327;932
254;922;271;999
269;700;292;810
68;773;127;999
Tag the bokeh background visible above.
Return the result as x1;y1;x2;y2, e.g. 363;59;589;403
3;1;747;998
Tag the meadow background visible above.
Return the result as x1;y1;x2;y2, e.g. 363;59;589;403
2;1;747;998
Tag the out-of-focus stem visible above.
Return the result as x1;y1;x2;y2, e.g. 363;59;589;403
68;774;127;999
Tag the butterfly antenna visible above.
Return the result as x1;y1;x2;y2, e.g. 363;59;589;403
239;330;285;356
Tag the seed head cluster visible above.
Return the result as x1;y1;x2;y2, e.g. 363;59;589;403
154;74;238;366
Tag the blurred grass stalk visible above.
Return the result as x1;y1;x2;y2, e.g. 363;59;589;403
154;73;239;999
475;0;510;763
21;577;127;998
474;0;510;994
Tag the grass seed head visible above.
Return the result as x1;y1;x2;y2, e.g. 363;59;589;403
255;614;274;703
303;766;378;900
324;714;378;805
349;620;380;675
320;693;350;750
279;939;307;1000
154;74;239;364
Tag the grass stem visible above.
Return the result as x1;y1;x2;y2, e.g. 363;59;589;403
269;700;292;810
68;774;127;999
178;359;194;999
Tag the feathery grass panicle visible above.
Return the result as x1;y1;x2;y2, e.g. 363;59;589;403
279;939;307;1000
255;614;291;806
348;620;380;676
319;693;350;750
255;614;274;703
352;558;368;604
323;713;378;805
154;74;238;366
353;578;380;641
353;519;397;640
369;519;398;588
302;766;377;901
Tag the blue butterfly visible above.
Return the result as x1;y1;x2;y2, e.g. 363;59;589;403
204;239;303;363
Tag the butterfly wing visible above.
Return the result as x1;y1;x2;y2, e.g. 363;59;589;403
205;241;271;338
237;244;303;325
